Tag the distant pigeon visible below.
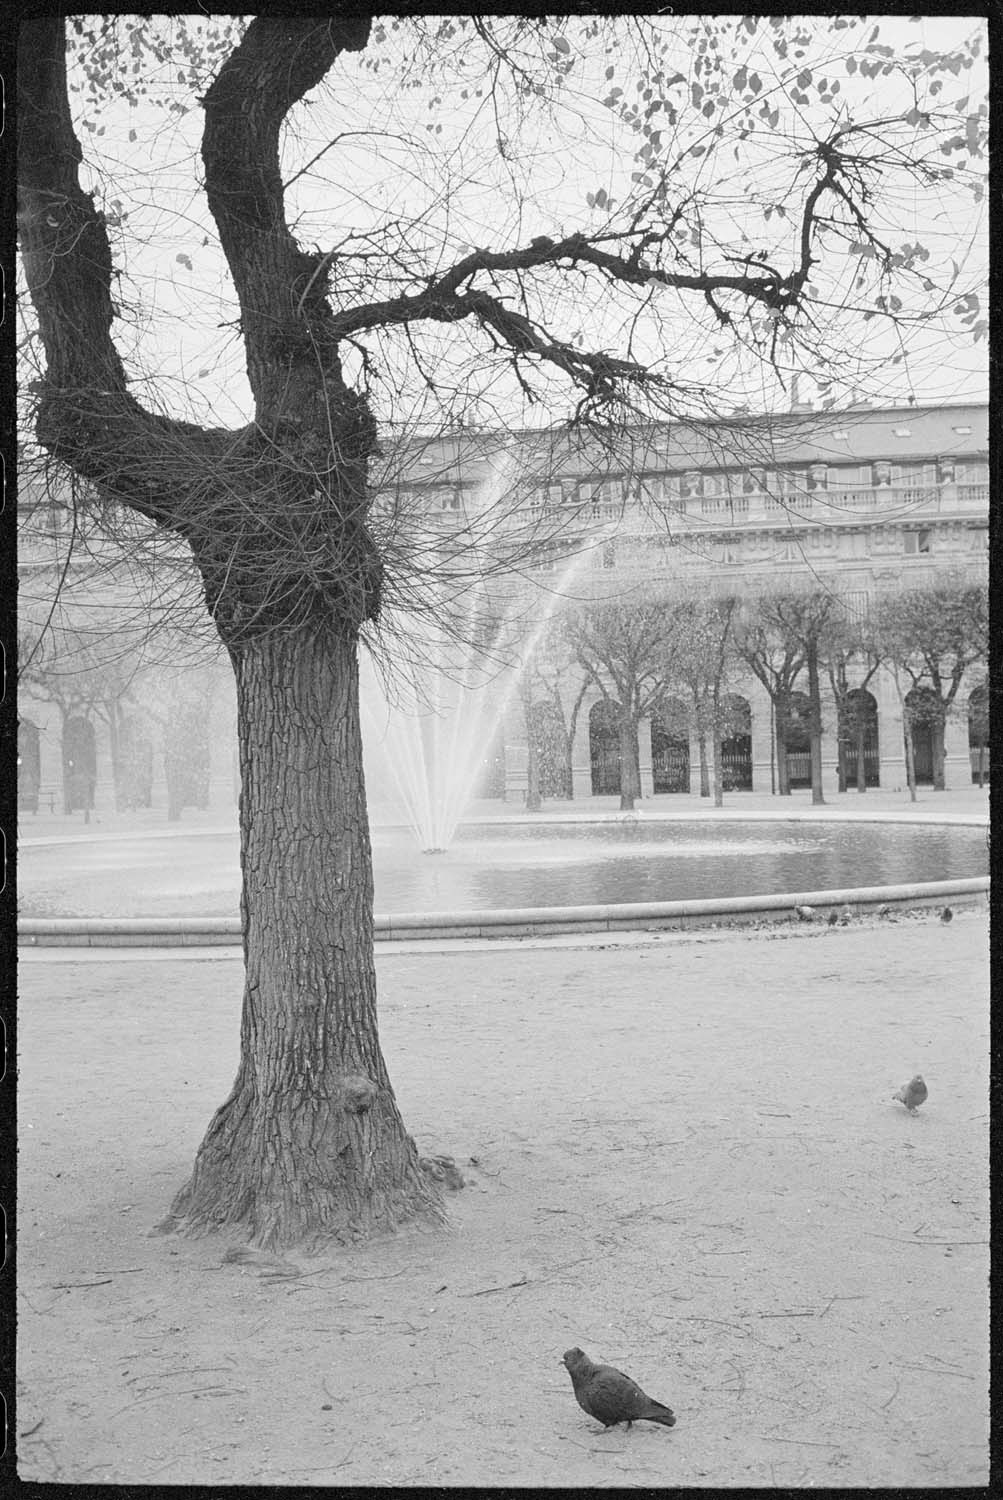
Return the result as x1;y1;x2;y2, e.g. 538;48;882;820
878;903;893;919
827;910;839;926
940;907;953;924
839;905;852;925
893;1075;928;1112
796;905;816;922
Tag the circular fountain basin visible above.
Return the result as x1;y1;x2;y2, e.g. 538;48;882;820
18;818;988;934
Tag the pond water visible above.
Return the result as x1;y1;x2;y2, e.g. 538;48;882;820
18;818;988;919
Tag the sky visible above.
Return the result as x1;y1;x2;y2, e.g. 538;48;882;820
20;13;989;439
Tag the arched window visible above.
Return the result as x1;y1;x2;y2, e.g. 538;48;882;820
968;682;989;786
784;690;813;789
650;699;689;794
719;695;753;790
904;686;942;786
589;699;621;796
842;688;880;789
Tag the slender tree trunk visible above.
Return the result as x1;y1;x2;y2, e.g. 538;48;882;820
618;712;640;810
855;717;868;793
775;711;791;796
931;717;946;790
693;693;710;796
710;687;724;806
163;628;443;1249
806;638;825;805
903;715;918;803
834;699;848;793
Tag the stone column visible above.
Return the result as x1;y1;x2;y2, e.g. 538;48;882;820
502;694;528;803
819;677;841;797
638;714;654;799
571;689;598;800
874;667;906;793
942;701;973;790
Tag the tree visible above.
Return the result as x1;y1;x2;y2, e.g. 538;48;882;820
731;604;805;795
19;608;151;817
751;591;837;804
518;622;592;803
662;594;739;807
18;15;987;1247
876;580;988;790
561;600;678;810
819;613;884;793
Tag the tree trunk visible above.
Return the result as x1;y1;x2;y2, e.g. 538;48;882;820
163;627;443;1250
775;714;790;796
855;717;868;793
694;694;710;796
806;639;825;805
931;717;946;790
618;713;640;810
903;715;918;803
711;735;724;807
834;698;848;793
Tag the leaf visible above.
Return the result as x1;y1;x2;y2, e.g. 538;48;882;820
175;253;192;271
552;34;570;55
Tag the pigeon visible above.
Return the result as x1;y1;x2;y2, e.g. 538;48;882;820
893;1075;928;1112
796;905;816;922
940;907;953;923
562;1347;676;1430
827;910;839;926
877;903;892;919
839;905;852;925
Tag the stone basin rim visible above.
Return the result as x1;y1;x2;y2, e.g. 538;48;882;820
17;876;989;946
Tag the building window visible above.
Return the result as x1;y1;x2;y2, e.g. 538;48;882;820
903;528;932;555
828;465;871;488
842;590;870;623
955;462;988;485
437;488;461;511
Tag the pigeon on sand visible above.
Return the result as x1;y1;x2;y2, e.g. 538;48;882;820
940;906;953;923
796;905;816;922
893;1075;928;1112
562;1347;676;1430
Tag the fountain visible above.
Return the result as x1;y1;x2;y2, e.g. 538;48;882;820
361;442;603;851
360;547;592;852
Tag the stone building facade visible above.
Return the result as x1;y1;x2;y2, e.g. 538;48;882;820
17;399;989;817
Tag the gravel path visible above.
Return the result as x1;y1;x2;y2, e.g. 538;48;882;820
17;912;989;1486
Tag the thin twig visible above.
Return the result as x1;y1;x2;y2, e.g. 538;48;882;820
50;1279;113;1289
19;1418;45;1438
460;1276;531;1297
879;1377;900;1410
900;1365;975;1380
762;1437;842;1448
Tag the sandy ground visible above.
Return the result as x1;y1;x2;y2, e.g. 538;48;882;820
17;912;989;1487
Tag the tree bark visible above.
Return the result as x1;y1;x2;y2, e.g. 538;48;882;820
618;712;641;810
164;627;443;1249
903;716;918;802
931;718;946;790
775;709;791;796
